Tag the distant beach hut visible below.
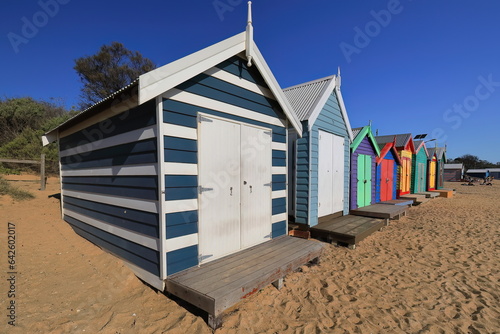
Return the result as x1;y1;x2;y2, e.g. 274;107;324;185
375;137;402;202
375;134;416;197
426;148;438;191
466;168;500;179
429;147;447;189
411;140;429;193
283;71;353;226
349;125;380;210
444;163;464;181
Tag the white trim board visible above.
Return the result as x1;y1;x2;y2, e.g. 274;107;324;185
60;125;157;157
164;198;198;214
61;164;158;177
203;67;275;100
64;209;160;251
165;233;198;252
62;190;159;213
164;163;198;176
162;123;197;140
163;89;286;128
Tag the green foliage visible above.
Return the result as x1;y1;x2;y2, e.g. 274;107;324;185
0;176;34;201
0;97;66;146
0;98;75;174
74;42;156;110
450;154;498;170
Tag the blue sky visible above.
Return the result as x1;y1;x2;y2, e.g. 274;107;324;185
1;0;499;162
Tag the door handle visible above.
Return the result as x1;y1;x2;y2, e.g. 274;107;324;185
230;187;233;196
250;185;252;193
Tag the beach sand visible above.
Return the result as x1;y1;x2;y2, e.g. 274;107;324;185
0;176;499;333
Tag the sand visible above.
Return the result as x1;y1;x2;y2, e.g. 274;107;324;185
0;176;499;334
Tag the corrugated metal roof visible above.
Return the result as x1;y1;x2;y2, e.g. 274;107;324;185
467;168;500;173
351;127;362;138
375;133;412;148
436;147;446;159
444;163;463;169
283;75;334;121
44;78;139;136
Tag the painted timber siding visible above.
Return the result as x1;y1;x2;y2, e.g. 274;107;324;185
411;149;428;193
162;56;288;275
60;100;161;276
294;128;310;224
294;91;350;227
375;149;398;203
350;137;376;210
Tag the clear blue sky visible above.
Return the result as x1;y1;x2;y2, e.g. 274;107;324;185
1;0;499;162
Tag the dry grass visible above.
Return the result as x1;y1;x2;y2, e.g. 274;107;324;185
0;176;34;200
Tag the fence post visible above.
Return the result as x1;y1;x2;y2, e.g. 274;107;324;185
40;154;46;191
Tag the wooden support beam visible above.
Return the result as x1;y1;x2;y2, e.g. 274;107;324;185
272;278;283;290
40;154;46;191
0;158;41;164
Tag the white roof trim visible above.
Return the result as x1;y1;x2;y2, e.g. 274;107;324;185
249;42;302;134
138;32;301;135
334;85;354;141
306;75;336;131
139;32;246;104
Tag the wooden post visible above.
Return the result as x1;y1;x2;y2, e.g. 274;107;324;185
40;154;46;191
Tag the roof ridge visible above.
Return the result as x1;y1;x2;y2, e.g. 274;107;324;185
283;74;335;92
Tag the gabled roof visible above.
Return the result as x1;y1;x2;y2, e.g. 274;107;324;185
350;125;380;156
283;75;353;140
375;133;416;154
44;29;302;145
435;147;447;160
376;140;402;166
427;147;438;160
413;140;429;157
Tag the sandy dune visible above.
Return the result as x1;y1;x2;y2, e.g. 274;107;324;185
0;177;499;333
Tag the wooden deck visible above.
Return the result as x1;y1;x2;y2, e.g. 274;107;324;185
400;194;429;205
165;236;324;328
431;189;454;198
350;203;408;220
379;199;414;206
416;191;440;198
310;214;385;248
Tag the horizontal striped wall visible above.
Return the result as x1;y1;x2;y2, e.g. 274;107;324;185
307;91;350;226
59;100;161;277
162;56;288;276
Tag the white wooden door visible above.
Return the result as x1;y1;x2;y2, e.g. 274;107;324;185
318;130;344;217
198;116;241;263
331;134;345;213
318;130;334;217
240;125;272;248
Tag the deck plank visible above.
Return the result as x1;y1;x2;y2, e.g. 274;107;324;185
170;236;292;283
310;215;385;245
189;239;309;292
416;191;440;198
212;243;322;315
379;199;413;206
166;236;325;318
350;204;407;219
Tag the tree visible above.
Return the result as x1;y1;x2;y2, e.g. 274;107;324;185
0;97;66;146
74;42;156;110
